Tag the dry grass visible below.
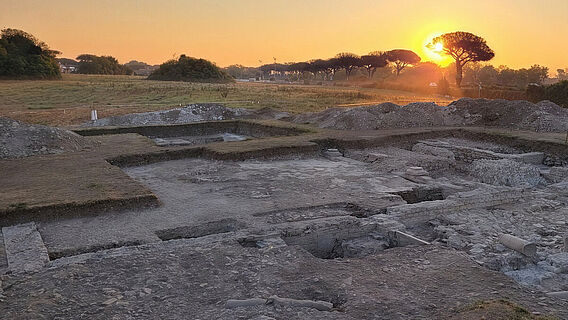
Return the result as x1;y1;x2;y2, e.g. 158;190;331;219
0;74;452;126
451;299;558;320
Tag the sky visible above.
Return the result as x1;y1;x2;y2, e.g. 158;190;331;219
2;0;567;73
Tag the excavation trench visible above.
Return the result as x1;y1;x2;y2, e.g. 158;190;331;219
155;218;246;241
280;221;429;259
390;186;445;204
48;240;146;261
252;202;382;224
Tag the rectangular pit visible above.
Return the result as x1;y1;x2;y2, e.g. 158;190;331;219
391;186;445;204
281;221;428;259
253;203;382;224
155;219;245;241
74;120;308;146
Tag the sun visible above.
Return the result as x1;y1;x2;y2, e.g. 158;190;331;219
432;42;444;52
422;34;453;67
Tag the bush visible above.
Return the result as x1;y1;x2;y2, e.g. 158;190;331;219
525;83;545;103
544;80;568;107
148;55;233;83
451;87;526;100
76;54;133;75
437;77;450;95
0;28;61;79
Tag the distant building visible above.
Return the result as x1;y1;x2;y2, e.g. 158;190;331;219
57;58;79;74
58;63;77;73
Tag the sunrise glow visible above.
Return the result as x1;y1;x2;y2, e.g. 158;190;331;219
423;33;453;67
1;0;567;71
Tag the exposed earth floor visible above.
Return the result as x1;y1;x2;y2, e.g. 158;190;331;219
1;120;568;319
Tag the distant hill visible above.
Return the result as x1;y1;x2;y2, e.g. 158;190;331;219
148;55;233;83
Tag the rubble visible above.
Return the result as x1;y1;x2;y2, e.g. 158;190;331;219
293;98;568;132
82;104;290;127
403;166;433;184
4;104;568;318
469;159;544;187
0;117;91;159
225;296;334;311
548;253;568;274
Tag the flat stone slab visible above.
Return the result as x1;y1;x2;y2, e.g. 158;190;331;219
2;222;49;273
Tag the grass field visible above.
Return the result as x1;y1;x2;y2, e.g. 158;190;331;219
0;74;452;126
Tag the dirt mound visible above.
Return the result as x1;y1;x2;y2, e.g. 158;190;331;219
293;98;568;132
447;98;568;132
83;104;289;127
1;117;90;159
293;102;460;130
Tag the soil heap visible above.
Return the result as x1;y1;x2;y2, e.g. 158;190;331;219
293;98;568;132
83;104;290;127
1;117;90;159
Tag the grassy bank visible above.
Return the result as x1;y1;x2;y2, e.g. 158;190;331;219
0;74;452;126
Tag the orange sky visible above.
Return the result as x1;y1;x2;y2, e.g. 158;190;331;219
2;0;567;74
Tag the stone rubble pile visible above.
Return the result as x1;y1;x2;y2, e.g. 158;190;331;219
82;104;290;127
469;159;545;187
0;117;91;159
293;98;568;132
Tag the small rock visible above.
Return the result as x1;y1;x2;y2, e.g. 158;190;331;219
102;298;118;305
547;252;568;273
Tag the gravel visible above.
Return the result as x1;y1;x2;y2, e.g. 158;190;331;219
448;98;568;132
293;98;568;132
0;117;91;159
82;104;290;127
293;102;455;130
469;159;544;187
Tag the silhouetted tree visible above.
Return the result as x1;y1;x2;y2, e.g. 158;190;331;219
307;59;327;78
0;28;61;79
326;57;342;80
259;63;274;78
478;65;499;84
148;54;233;83
224;64;259;79
430;31;494;87
259;63;288;79
335;52;362;80
558;69;567;81
76;54;133;75
544;80;568;107
361;51;387;78
313;58;339;81
386;49;421;76
289;62;310;81
527;65;548;84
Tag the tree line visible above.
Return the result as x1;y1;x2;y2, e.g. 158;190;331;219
461;63;550;88
258;49;421;81
257;32;495;88
75;54;133;75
